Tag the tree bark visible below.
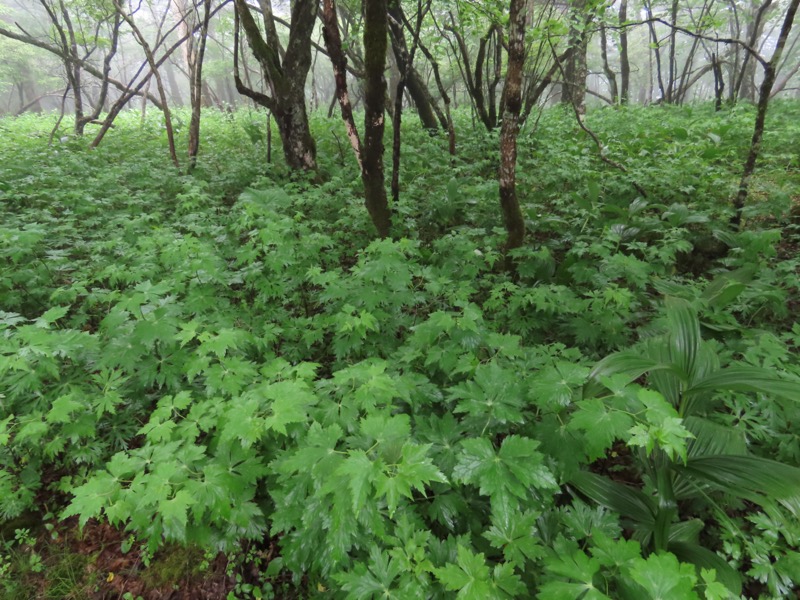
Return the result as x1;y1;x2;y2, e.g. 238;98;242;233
619;0;630;103
499;0;527;259
233;0;317;172
188;0;213;169
732;0;799;227
600;23;619;104
362;0;392;237
387;1;444;131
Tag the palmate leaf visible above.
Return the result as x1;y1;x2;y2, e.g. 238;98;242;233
668;541;742;595
453;436;557;508
569;471;655;526
678;455;800;515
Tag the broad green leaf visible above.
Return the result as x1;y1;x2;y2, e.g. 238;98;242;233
665;298;701;380
569;471;655;525
628;552;699;599
454;436;556;508
63;472;119;527
483;500;542;566
160;489;195;540
433;545;493;600
678;455;800;515
684;366;800;401
568;398;633;459
34;305;69;327
336;450;379;514
668;541;741;595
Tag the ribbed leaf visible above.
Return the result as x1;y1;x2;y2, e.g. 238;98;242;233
668;541;742;595
668;519;704;543
569;471;655;525
584;352;674;398
684;417;747;459
679;455;800;515
665;298;700;381
685;366;800;401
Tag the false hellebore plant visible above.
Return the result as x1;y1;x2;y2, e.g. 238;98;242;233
567;298;800;596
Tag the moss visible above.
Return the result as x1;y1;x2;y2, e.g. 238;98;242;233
139;544;206;590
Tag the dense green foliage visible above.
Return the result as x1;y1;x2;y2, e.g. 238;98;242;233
1;103;800;598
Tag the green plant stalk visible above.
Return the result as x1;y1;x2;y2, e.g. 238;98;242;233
652;450;677;553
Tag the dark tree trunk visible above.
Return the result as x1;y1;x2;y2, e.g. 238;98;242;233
735;0;774;103
233;0;318;172
387;1;443;131
562;0;589;113
619;0;630;103
188;0;212;169
712;53;725;111
362;0;391;237
600;23;618;104
733;0;799;226
321;0;363;165
499;0;527;259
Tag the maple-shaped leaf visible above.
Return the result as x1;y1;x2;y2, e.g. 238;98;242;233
375;443;446;516
219;396;264;448
63;471;119;526
336;450;380;514
453;436;557;508
568;398;633;460
448;361;525;425
483;499;543;566
539;545;610;600
261;380;317;434
628;390;693;463
336;546;405;600
530;362;589;408
628;552;699;599
589;531;642;569
47;394;83;423
159;489;195;541
434;545;493;599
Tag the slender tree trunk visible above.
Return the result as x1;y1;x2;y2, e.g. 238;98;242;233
562;0;589;113
667;0;679;102
619;0;630;103
499;0;527;259
362;0;391;237
320;0;362;167
733;0;799;227
735;0;773;103
388;2;443;130
600;24;618;104
644;0;666;101
115;0;179;167
712;53;725;111
188;0;212;169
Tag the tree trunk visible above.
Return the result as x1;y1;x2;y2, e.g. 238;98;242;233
499;0;527;259
188;0;212;169
233;0;317;172
362;0;392;237
599;23;618;104
733;0;799;227
619;0;630;103
387;2;444;130
735;0;774;103
562;0;589;114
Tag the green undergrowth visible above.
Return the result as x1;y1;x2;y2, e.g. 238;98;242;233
1;103;799;599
